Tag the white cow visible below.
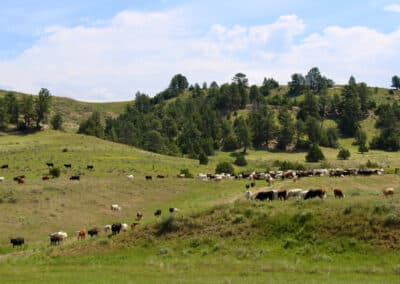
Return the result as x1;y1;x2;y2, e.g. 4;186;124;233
111;204;122;211
245;190;253;200
0;177;4;182
104;224;111;233
127;175;134;179
121;223;129;231
299;190;309;199
286;189;304;199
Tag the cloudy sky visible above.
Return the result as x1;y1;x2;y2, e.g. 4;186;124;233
0;0;399;101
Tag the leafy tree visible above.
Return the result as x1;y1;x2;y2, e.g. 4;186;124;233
215;162;235;175
4;92;19;124
305;117;322;144
49;167;60;178
337;148;350;160
305;67;334;93
392;75;400;90
21;95;35;129
322;127;339;148
35;88;52;129
288;73;306;97
277;108;295;150
354;129;367;145
51;113;63;130
357;83;370;114
306;144;325;162
232;73;248;87
358;143;369;153
168;74;189;98
143;130;165;153
78;111;104;138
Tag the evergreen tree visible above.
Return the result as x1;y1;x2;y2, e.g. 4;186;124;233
298;92;320;120
391;75;400;90
277;108;295;150
339;79;362;136
78;111;104;138
288;73;306;97
198;151;208;165
234;117;252;153
306;144;325;162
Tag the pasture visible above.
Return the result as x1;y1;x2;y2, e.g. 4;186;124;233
0;131;400;283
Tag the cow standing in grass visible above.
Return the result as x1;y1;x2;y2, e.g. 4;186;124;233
10;237;24;248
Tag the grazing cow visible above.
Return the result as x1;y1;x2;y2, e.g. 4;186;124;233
46;163;54;167
299;190;309;199
87;228;99;237
245;184;250;189
157;174;166;179
121;223;129;231
87;165;94;170
255;191;275;201
136;211;143;221
333;189;345;198
154;209;162;217
169;207;179;213
49;231;68;245
69;175;80;181
245;190;253;200
42;176;50;181
250;182;256;188
110;204;122;211
17;177;24;184
104;225;111;233
383;187;395;197
267;176;273;187
304;189;327;200
111;223;122;235
1;164;9;169
77;229;86;240
0;177;4;182
64;164;72;168
278;190;287;200
145;175;152;180
127;174;134;180
10;237;24;248
286;189;304;199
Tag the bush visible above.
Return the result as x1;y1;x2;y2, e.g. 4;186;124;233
306;144;325;162
51;113;63;130
180;168;193;178
157;215;178;235
234;155;247;166
274;160;306;171
198;151;208;165
222;135;239;151
49;167;60;178
215;162;235;175
384;214;400;227
337;148;351;160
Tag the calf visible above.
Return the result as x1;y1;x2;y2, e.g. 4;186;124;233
50;235;62;245
245;190;253;200
111;204;122;211
304;189;327;200
255;191;274;201
42;176;50;181
145;175;153;180
17;177;25;184
1;164;9;169
0;177;4;182
46;163;54;167
383;187;395;197
333;189;345;198
104;225;111;233
70;175;80;181
245;184;250;189
131;222;140;229
88;228;99;237
111;223;122;235
169;207;179;213
64;164;72;169
10;237;24;248
87;165;94;170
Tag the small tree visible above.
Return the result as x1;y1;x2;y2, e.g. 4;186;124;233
306;144;325;162
358;143;369;154
234;155;247;166
215;162;235;175
198;151;208;165
337;148;351;160
51;113;63;130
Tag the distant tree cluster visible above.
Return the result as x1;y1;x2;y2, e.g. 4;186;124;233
0;88;52;131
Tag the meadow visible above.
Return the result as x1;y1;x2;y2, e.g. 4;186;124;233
0;131;400;283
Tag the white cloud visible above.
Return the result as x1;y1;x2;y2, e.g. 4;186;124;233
384;4;400;13
0;10;399;101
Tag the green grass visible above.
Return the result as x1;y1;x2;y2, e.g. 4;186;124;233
1;130;400;283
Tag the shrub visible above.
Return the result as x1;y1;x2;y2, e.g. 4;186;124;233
384;214;400;227
234;155;247;166
179;168;193;178
337;148;350;160
215;162;235;175
222;135;239;151
274;160;306;171
49;167;61;178
306;144;325;162
198;151;208;165
51;113;63;130
157;215;178;235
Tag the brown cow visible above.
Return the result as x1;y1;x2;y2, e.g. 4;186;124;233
333;189;345;198
42;176;50;181
383;187;395;197
77;230;86;240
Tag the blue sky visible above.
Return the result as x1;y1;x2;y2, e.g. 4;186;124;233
0;0;399;101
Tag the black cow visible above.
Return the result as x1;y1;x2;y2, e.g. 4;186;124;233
87;228;99;237
10;237;24;248
46;163;54;167
304;189;326;200
1;164;9;169
87;165;94;170
64;164;72;168
145;175;152;180
255;191;274;201
250;182;256;187
111;223;122;235
50;235;62;245
157;174;165;179
278;190;287;200
70;175;80;181
154;209;162;217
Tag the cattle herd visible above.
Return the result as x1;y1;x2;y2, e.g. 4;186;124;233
0;163;396;249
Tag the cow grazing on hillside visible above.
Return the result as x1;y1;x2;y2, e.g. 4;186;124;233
87;165;94;170
278;190;287;200
383;187;395;197
255;191;275;201
104;225;111;233
169;207;179;213
121;223;129;232
64;164;72;168
131;222;140;229
77;230;86;240
245;190;253;200
42;176;50;181
17;177;24;184
111;223;122;235
49;231;67;245
127;174;134;180
333;189;345;198
111;204;122;211
10;237;24;248
46;163;54;167
245;184;250;189
250;182;256;187
154;209;162;217
157;174;166;179
1;164;9;169
145;175;152;180
69;175;80;181
286;189;304;199
88;228;99;237
304;189;327;200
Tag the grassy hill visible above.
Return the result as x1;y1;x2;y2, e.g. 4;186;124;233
0;130;399;283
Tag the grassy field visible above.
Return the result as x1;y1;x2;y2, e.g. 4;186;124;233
0;131;400;283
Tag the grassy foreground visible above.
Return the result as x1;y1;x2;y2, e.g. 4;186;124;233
0;131;399;283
